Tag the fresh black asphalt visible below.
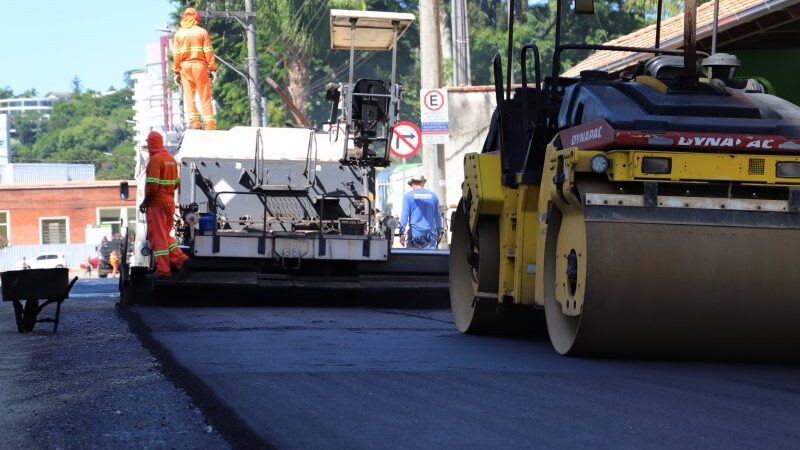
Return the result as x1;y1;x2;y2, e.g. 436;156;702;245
128;304;800;450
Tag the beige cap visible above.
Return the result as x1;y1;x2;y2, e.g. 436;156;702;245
408;173;427;186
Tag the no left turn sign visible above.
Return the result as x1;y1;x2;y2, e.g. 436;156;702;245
389;121;422;159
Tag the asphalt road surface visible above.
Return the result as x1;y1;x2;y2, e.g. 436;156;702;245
0;279;229;449
128;303;800;450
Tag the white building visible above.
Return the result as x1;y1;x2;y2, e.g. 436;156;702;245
0;163;95;184
0;92;71;118
131;40;183;150
0;114;9;165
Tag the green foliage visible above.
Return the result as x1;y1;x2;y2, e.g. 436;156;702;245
10;88;135;180
17;88;38;98
12;113;45;146
623;0;712;18
175;0;422;128
71;76;83;94
468;0;649;85
174;0;666;134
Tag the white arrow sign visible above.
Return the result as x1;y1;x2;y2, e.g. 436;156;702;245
389;121;422;159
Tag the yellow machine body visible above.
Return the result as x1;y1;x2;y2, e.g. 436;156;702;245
453;140;800;357
460;153;539;307
448;0;800;358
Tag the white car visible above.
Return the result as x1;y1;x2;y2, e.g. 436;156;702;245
29;253;68;269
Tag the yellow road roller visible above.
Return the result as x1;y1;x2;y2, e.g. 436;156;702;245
450;0;800;357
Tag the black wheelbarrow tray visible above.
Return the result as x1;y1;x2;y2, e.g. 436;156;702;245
1;268;78;333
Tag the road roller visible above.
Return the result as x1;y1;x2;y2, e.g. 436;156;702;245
450;0;800;357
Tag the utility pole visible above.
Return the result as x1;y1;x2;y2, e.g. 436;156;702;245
419;0;447;203
204;3;263;127
450;0;471;86
244;0;262;127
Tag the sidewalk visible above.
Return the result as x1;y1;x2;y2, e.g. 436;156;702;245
0;279;229;449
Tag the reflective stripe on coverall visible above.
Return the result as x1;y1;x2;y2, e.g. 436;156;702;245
173;8;217;130
145;131;188;277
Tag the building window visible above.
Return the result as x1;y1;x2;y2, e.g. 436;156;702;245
40;217;68;244
97;207;137;236
0;210;9;245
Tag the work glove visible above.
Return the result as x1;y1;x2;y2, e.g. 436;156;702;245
209;71;216;83
139;203;148;214
173;74;181;85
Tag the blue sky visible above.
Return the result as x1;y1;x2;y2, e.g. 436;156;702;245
0;0;175;95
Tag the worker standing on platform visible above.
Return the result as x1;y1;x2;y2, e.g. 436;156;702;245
173;7;217;130
399;174;441;249
141;131;189;278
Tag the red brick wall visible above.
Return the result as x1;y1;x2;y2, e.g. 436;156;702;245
0;184;136;245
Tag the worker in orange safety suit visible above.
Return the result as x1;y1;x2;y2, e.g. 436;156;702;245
173;7;217;130
141;131;189;278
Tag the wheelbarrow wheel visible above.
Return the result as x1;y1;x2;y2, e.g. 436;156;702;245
22;299;39;332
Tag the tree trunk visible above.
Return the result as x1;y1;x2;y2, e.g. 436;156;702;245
284;45;309;115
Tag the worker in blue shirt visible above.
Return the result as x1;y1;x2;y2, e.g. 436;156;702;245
399;174;441;249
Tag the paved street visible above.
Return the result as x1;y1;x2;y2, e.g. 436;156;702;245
3;280;800;449
0;279;228;450
128;302;800;450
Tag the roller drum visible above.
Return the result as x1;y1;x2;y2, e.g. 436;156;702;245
546;205;800;359
450;202;542;334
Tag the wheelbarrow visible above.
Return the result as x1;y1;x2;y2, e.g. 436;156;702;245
1;268;78;333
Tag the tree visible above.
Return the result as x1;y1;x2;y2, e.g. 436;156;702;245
11;87;135;179
174;0;421;129
11;112;45;146
71;76;83;94
18;88;38;98
468;0;650;85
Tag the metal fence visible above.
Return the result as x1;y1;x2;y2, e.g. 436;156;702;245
0;243;96;272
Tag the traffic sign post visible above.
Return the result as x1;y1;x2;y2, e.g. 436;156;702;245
390;121;422;159
420;89;449;145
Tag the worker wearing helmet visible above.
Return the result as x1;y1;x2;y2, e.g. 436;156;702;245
141;131;189;278
399;174;442;249
173;7;217;130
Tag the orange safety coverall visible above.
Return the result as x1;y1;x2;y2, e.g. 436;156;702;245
144;131;189;277
173;8;217;130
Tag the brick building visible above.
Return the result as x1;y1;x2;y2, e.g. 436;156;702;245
0;181;137;246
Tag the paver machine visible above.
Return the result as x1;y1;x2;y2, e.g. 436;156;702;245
450;0;800;357
122;9;448;304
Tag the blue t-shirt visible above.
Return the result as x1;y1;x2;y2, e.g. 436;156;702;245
399;188;441;236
